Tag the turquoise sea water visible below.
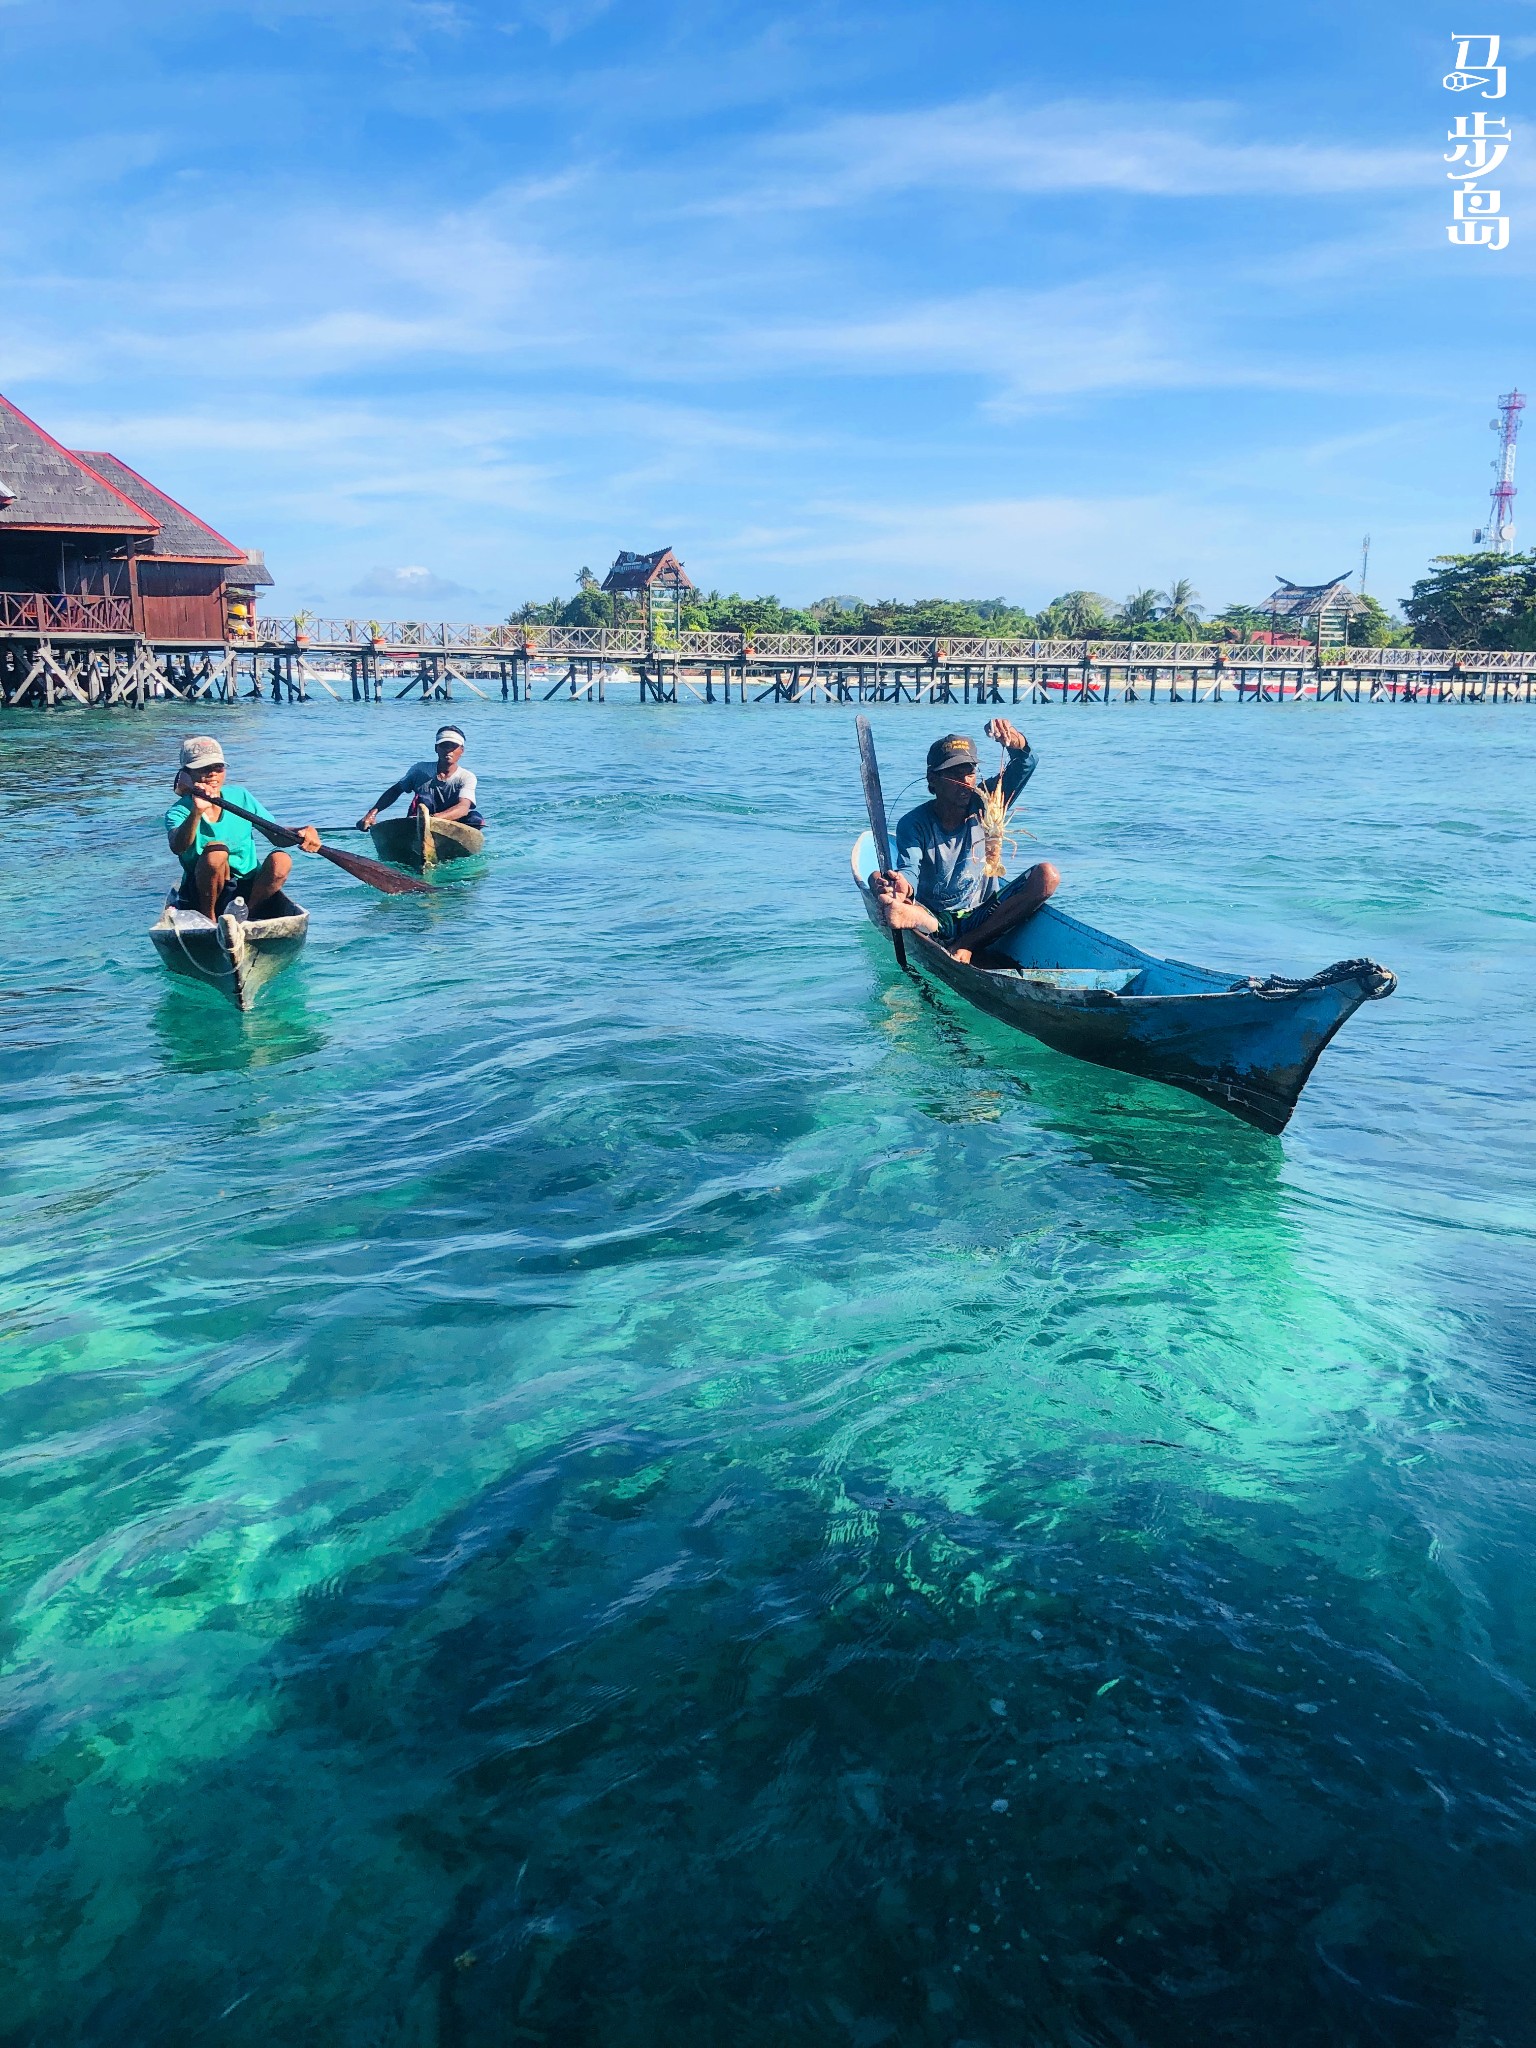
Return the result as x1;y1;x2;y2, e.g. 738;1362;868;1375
2;701;1534;2046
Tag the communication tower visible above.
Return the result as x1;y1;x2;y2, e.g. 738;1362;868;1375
1474;389;1525;551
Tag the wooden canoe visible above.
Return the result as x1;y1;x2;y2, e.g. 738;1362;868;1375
150;890;309;1011
851;832;1396;1134
368;811;484;870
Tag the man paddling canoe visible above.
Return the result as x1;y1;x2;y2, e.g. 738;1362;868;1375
166;736;320;922
870;720;1060;964
356;725;484;832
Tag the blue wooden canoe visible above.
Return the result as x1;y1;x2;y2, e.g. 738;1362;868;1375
851;832;1396;1133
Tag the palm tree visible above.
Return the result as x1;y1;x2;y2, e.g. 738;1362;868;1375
1117;588;1161;627
1156;578;1203;625
1213;603;1268;641
1046;590;1109;636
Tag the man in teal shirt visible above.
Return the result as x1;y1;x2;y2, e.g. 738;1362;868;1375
165;735;319;922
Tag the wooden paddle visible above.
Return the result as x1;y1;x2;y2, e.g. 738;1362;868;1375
854;716;906;969
195;790;433;896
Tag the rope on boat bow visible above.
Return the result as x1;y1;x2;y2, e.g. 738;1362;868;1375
1230;957;1397;1002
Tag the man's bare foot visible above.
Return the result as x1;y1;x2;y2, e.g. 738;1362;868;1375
883;893;940;935
948;946;972;964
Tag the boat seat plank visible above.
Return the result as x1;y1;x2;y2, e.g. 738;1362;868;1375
1006;967;1142;994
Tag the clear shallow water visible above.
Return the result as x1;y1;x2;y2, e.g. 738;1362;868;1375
1;701;1534;2047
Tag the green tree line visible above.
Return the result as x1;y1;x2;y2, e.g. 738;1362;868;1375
1401;551;1536;649
515;558;1536;648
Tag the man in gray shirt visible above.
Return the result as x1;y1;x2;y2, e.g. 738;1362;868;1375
357;725;484;831
872;719;1060;964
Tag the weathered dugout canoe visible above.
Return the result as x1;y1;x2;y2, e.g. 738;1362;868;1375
851;832;1396;1133
368;811;484;870
150;891;309;1011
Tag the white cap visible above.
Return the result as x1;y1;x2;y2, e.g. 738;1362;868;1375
435;725;466;748
179;735;225;771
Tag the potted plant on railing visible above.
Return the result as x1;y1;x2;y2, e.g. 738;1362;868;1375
292;608;315;647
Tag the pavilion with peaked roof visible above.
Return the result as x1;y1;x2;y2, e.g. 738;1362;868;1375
1266;574;1370;649
601;547;694;640
0;391;269;645
601;547;694;596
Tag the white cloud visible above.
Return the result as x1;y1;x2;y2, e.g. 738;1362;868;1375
706;489;1352;613
764;291;1186;400
350;564;480;599
706;95;1427;213
741;281;1335;411
505;0;614;42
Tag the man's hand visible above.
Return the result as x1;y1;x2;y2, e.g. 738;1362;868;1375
985;717;1028;752
872;869;913;902
174;768;221;818
295;826;322;855
357;809;378;830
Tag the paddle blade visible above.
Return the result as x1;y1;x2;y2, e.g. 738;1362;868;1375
854;716;907;969
854;716;893;869
318;844;433;894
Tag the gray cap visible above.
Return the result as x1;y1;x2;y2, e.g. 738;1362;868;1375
179;735;225;771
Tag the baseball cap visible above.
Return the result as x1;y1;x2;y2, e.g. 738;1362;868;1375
435;725;466;749
926;733;978;774
179;736;225;771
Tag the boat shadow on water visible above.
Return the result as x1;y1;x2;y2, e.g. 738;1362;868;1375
870;935;1286;1216
151;978;328;1074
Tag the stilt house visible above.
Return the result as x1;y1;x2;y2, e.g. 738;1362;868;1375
0;392;269;645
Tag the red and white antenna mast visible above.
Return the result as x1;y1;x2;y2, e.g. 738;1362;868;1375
1476;389;1525;552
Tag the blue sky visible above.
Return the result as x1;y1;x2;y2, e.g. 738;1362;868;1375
2;0;1532;617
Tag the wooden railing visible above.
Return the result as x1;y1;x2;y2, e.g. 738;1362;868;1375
0;592;135;634
248;617;1536;671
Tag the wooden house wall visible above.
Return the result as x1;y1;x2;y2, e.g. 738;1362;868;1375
136;561;227;643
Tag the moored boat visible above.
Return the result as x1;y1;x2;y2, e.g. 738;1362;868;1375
851;831;1395;1133
369;810;485;870
150;891;309;1011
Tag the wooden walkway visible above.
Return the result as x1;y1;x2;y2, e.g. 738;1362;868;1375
4;614;1536;708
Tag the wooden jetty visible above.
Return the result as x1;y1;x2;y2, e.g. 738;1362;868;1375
0;397;1531;714
216;621;1536;709
6;611;1536;711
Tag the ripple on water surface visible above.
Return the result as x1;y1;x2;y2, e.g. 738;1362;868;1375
1;704;1535;2045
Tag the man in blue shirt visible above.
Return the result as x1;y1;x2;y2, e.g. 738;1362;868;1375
165;735;319;921
871;718;1060;963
